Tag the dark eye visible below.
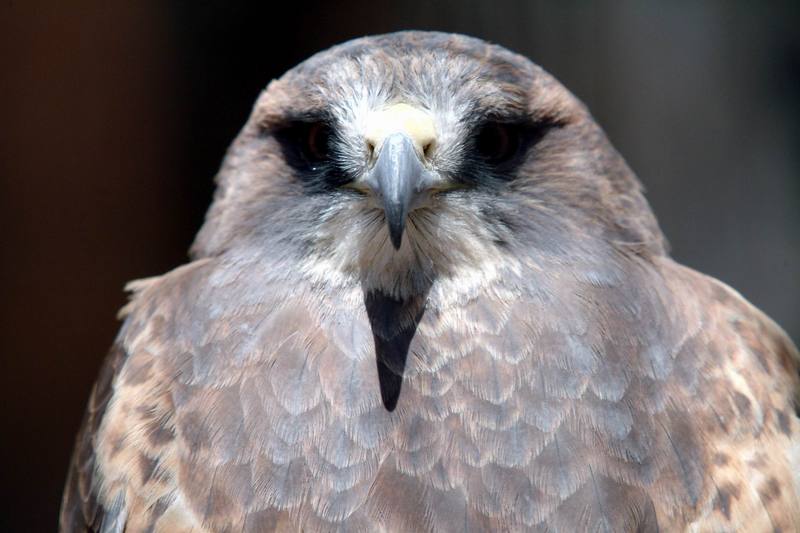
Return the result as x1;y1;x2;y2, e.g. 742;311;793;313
475;122;522;164
305;122;331;163
273;120;333;171
272;118;353;190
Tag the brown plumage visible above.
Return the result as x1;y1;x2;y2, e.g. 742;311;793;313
61;32;800;532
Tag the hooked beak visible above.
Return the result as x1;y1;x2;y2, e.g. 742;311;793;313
365;133;433;249
362;103;437;250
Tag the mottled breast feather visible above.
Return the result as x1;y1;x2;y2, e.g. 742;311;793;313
61;253;800;531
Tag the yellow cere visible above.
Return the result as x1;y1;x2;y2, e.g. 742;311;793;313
363;103;437;158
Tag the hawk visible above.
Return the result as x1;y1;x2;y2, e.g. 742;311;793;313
61;31;800;532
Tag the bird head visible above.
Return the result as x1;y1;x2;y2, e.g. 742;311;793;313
192;32;665;299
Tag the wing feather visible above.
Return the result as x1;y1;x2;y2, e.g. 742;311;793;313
59;344;128;532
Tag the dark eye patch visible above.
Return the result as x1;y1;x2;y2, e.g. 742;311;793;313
268;115;353;192
459;114;559;184
274;120;332;169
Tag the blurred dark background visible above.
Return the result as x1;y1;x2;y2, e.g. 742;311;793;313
2;1;798;529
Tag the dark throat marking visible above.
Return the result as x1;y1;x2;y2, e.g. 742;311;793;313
364;290;429;411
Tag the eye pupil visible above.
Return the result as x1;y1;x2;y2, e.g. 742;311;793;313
475;123;520;164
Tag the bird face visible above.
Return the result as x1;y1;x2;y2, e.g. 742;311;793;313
193;32;663;298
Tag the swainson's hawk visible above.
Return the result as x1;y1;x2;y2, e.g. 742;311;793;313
61;31;800;532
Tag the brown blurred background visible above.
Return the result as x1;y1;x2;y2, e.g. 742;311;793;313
1;1;798;530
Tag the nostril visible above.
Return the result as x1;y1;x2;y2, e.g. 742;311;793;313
366;140;376;160
422;140;435;158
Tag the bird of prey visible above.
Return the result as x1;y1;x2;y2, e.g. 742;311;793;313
61;31;800;532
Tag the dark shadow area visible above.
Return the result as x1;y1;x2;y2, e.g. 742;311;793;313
365;289;428;411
